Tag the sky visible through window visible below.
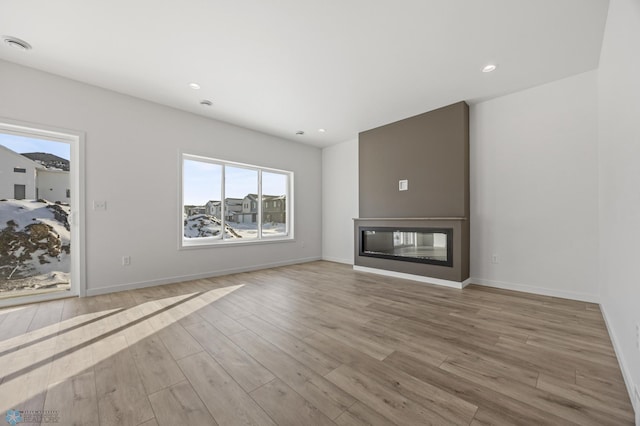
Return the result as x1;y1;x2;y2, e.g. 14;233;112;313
0;133;70;160
184;159;288;206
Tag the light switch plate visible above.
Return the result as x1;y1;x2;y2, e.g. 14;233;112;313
399;180;408;191
93;200;107;211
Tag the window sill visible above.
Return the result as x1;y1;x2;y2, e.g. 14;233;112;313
180;236;295;250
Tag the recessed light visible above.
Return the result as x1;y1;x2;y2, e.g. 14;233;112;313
482;64;497;73
295;130;305;136
189;83;201;90
318;128;326;133
2;36;32;51
200;99;212;106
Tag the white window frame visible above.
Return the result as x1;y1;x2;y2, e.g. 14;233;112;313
179;153;294;248
0;118;86;307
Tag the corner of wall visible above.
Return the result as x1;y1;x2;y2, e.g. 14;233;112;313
321;138;359;265
596;0;640;416
600;303;638;414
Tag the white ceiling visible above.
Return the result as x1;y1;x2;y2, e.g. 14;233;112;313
0;0;609;147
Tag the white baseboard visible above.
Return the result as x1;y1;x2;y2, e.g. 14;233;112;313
470;277;600;303
353;265;470;289
85;256;322;297
321;255;353;265
600;304;638;418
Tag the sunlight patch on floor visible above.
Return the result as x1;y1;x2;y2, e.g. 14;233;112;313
0;284;244;411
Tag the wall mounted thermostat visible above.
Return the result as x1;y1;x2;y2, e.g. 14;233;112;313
399;179;408;191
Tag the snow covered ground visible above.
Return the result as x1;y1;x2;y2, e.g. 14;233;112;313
184;214;286;240
0;199;70;297
183;214;241;239
231;221;286;238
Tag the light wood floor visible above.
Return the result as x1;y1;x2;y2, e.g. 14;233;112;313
0;261;635;425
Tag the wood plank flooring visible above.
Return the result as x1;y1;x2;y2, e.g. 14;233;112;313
0;261;634;425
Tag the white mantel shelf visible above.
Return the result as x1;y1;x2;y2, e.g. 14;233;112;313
354;217;467;221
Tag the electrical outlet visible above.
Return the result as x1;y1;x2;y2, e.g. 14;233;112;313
122;256;131;266
491;254;499;264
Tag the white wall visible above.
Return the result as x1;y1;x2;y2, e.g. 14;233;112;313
598;0;640;414
470;70;600;302
0;59;322;295
322;138;358;264
0;145;38;199
37;169;69;203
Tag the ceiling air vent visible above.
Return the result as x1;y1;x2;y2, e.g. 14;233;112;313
2;36;32;51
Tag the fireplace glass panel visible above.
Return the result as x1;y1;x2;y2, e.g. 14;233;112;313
360;227;453;267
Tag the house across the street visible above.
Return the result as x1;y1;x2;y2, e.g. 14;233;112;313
0;145;70;202
237;194;286;223
205;198;243;221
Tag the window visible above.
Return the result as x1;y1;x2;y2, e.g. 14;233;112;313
181;154;292;247
262;171;288;237
13;167;26;173
226;165;258;240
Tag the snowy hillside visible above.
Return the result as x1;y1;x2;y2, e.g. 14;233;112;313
0;199;70;292
21;152;70;171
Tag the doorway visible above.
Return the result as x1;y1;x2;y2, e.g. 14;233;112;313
0;119;85;306
14;184;26;200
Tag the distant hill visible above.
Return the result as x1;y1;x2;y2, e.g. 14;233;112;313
22;152;70;171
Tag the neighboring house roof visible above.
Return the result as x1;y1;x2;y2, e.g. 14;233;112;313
1;145;71;175
242;194;285;201
225;198;243;206
37;168;68;175
206;198;244;206
0;144;43;169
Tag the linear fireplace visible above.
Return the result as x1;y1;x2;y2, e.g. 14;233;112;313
354;218;469;286
359;227;453;267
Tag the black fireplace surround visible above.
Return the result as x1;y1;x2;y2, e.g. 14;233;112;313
359;227;454;267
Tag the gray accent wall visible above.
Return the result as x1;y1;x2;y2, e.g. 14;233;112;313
359;101;469;219
356;101;470;282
